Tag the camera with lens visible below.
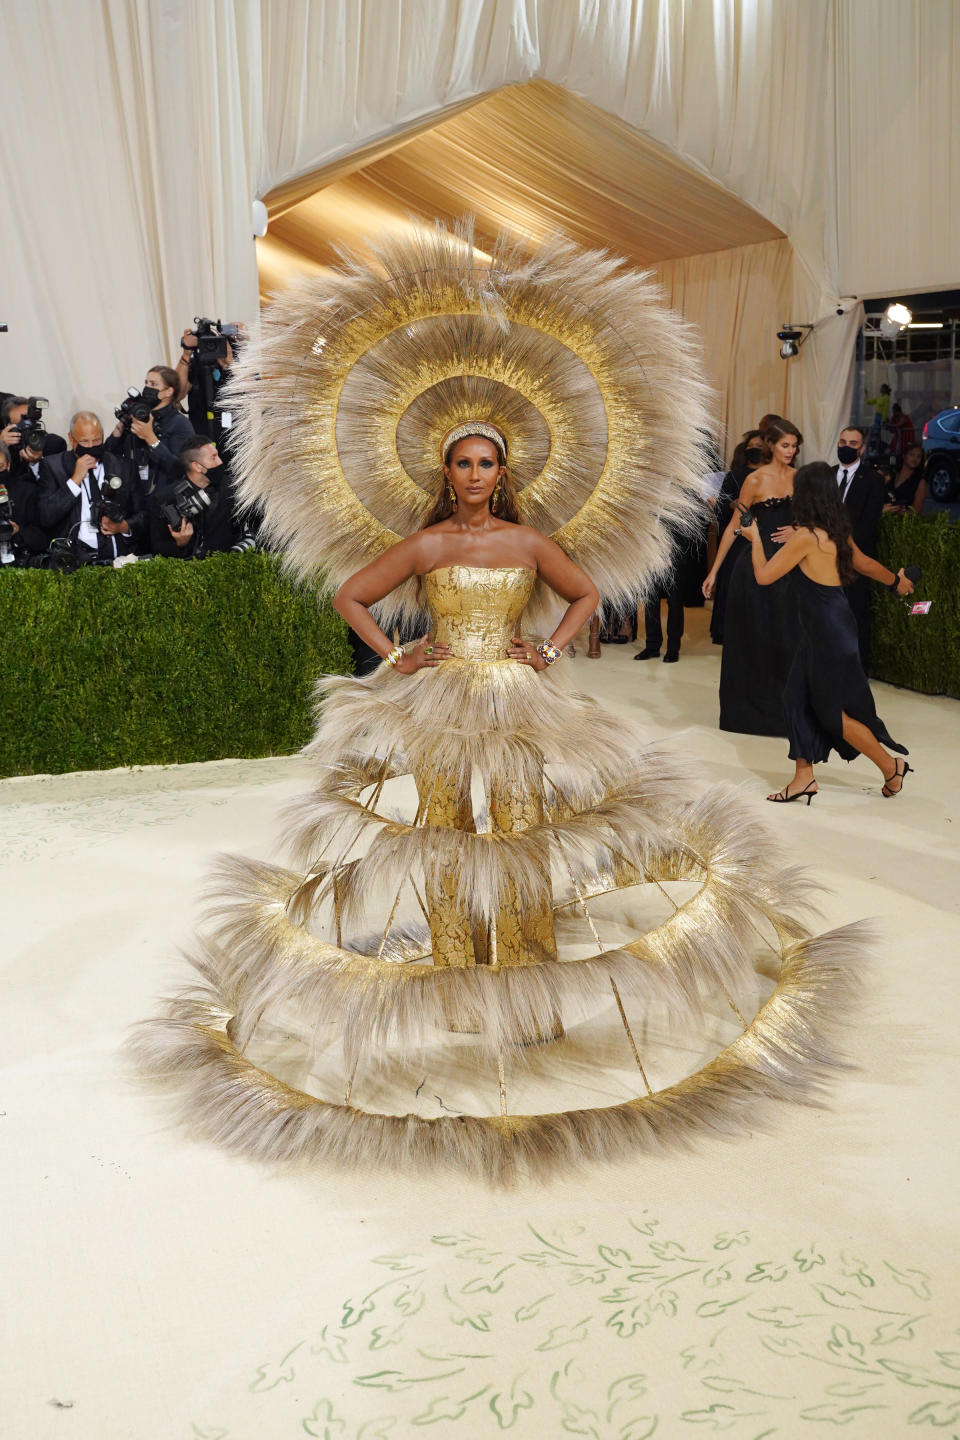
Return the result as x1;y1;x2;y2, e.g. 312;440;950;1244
190;317;240;366
0;482;16;564
13;396;48;451
114;387;154;429
88;472;130;528
159;476;212;531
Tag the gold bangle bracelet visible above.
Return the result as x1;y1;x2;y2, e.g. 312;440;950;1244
382;646;404;668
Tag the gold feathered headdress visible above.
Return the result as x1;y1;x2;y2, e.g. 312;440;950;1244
224;219;714;616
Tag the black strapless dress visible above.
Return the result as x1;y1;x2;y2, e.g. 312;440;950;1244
719;497;798;737
784;570;908;763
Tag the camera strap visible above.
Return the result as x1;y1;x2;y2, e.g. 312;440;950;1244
82;466;116;561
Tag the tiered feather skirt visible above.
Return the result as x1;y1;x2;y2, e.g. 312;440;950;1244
133;566;866;1181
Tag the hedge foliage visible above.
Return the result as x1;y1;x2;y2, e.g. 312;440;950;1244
2;552;353;776
872;512;960;698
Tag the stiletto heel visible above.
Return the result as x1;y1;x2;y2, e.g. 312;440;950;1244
881;759;912;798
766;780;818;805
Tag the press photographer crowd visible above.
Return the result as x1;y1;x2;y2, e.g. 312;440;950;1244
0;319;256;569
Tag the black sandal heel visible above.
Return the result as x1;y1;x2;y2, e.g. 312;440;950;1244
881;759;912;798
766;780;818;806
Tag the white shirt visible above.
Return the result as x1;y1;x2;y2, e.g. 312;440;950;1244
67;462;119;556
837;457;861;501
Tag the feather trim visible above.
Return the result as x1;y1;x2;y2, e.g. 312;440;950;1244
165;787;814;1065
304;661;675;795
128;923;869;1185
219;220;715;623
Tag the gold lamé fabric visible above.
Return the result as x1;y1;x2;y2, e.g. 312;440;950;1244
416;565;557;970
422;564;534;661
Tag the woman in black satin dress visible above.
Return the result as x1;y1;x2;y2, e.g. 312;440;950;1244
709;429;764;644
703;419;802;735
742;462;915;802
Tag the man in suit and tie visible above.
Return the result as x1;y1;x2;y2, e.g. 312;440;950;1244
834;424;887;666
38;412;146;560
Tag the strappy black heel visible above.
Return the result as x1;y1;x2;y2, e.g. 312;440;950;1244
766;780;818;806
881;759;912;798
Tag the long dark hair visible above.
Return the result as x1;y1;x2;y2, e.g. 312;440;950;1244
898;443;924;477
730;428;762;471
421;433;521;528
761;417;803;463
792;461;856;585
149;363;185;408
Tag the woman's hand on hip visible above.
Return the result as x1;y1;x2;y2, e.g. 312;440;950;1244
506;636;548;671
394;636;452;673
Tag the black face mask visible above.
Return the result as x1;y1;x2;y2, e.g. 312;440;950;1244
75;443;105;462
141;386;160;408
744;446;764;465
837;443;860;465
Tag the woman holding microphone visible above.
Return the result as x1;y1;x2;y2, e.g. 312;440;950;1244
739;461;915;804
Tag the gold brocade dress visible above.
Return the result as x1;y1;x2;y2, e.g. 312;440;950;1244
135;564;865;1181
415;566;557;971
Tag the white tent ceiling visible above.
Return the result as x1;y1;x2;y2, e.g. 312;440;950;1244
1;0;955;455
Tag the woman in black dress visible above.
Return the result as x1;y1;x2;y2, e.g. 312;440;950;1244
741;461;915;802
703;419;802;736
884;443;927;515
709;428;764;644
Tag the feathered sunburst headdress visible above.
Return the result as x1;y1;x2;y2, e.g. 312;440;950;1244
225;220;714;615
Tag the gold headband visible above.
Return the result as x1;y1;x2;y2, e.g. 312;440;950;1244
441;421;508;462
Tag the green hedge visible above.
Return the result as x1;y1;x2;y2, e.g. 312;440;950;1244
2;552;353;776
872;512;960;698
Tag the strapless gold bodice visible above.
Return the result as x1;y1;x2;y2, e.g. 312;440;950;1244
422;565;537;661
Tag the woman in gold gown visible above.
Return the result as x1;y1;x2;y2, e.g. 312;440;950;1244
134;224;865;1181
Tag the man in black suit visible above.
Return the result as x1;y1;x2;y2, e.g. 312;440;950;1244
39;412;146;560
0;439;52;559
148;433;239;558
834;424;886;666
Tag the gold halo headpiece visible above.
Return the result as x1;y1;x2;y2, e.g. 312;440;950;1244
224;219;713;621
441;421;508;463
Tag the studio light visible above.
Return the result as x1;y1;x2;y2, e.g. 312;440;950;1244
885;302;913;327
252;199;269;238
879;301;913;338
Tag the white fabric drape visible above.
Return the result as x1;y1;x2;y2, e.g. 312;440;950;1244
0;0;953;446
654;240;793;461
835;0;960;296
654;240;863;463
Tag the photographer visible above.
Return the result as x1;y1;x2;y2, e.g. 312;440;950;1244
148;434;238;559
0;440;51;561
39;412;144;560
106;365;193;493
0;395;65;468
176;320;245;442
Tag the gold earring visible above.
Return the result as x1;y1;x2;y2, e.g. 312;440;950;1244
491;480;502;510
447;483;457;510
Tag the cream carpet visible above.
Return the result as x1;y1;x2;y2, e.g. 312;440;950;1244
5;609;959;1440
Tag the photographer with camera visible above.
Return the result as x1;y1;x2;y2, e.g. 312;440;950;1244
148;433;238;559
105;365;193;494
39;412;144;561
0;395;65;469
0;439;52;563
176;319;245;442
